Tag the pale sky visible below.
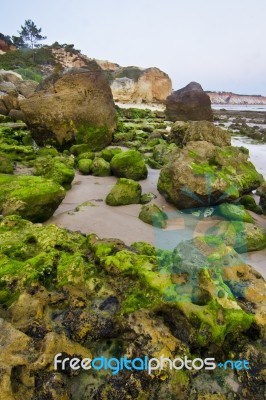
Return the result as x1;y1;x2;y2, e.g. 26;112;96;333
1;0;266;95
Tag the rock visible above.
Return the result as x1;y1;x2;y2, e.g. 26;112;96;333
16;79;38;98
110;66;172;103
19;63;117;148
139;203;167;228
77;158;93;174
215;203;254;223
106;178;142;206
140;192;157;204
70;144;96;156
110;150;148;180
157;141;263;209
153;143;173;166
210;220;266;253
0;69;23;85
91;157;111;176
0;153;13;173
0;174;65;222
165;82;213;122
98;147;122;161
169;120;231;147
0;99;8;115
257;182;266;215
239;194;263;214
8;109;25;121
0;318;35;400
33;155;75;188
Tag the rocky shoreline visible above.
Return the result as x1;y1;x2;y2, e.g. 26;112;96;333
0;68;265;399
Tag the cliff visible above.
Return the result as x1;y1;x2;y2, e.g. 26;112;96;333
207;91;266;105
109;66;172;103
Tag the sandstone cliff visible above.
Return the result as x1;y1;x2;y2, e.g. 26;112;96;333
207;91;266;105
109;66;172;103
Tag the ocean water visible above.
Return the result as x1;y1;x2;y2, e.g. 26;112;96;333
212;104;266;112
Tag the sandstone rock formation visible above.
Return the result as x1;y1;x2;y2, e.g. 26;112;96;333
0;70;38;118
157;141;263;209
110;66;172;103
19;62;117;148
165;81;213;121
169;120;231;147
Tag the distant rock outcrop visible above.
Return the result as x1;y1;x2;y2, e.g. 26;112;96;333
19;62;117;148
207;91;266;105
165;82;213;122
109;66;172;104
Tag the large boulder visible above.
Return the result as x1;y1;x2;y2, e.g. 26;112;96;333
157;141;263;209
165;82;213;122
257;182;266;215
169;120;231;147
0;174;65;222
19;63;117;149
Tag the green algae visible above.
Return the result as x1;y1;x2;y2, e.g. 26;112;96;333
0;174;66;222
106;178;141;206
110;150;148;181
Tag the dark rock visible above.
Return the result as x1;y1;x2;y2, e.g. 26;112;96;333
165;81;213;122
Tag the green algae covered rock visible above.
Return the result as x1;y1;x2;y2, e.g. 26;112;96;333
91;157;111;176
98;147;122;161
215;203;254;223
210;220;266;253
70;143;96;156
110;149;148;180
77;158;93;175
34;155;75;188
0;214;264;399
139;203;168;228
239;194;263;214
158;141;263;209
0;153;13;173
257;181;266;215
0;174;65;222
140;192;157;204
169;120;231;147
106;178;141;206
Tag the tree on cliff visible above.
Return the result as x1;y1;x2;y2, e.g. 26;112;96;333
17;20;46;49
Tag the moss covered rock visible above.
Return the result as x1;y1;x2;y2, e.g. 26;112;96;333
158;141;263;209
0;174;65;222
257;182;266;215
110;150;148;180
34;155;75;188
140;192;157;204
215;203;254;223
106;178;141;206
209;221;266;253
77;158;93;174
91;157;111;176
239;194;263;214
98;147;122;161
169;120;231;147
139;204;168;228
0;153;13;173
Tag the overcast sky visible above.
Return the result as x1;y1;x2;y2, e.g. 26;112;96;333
1;0;266;94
